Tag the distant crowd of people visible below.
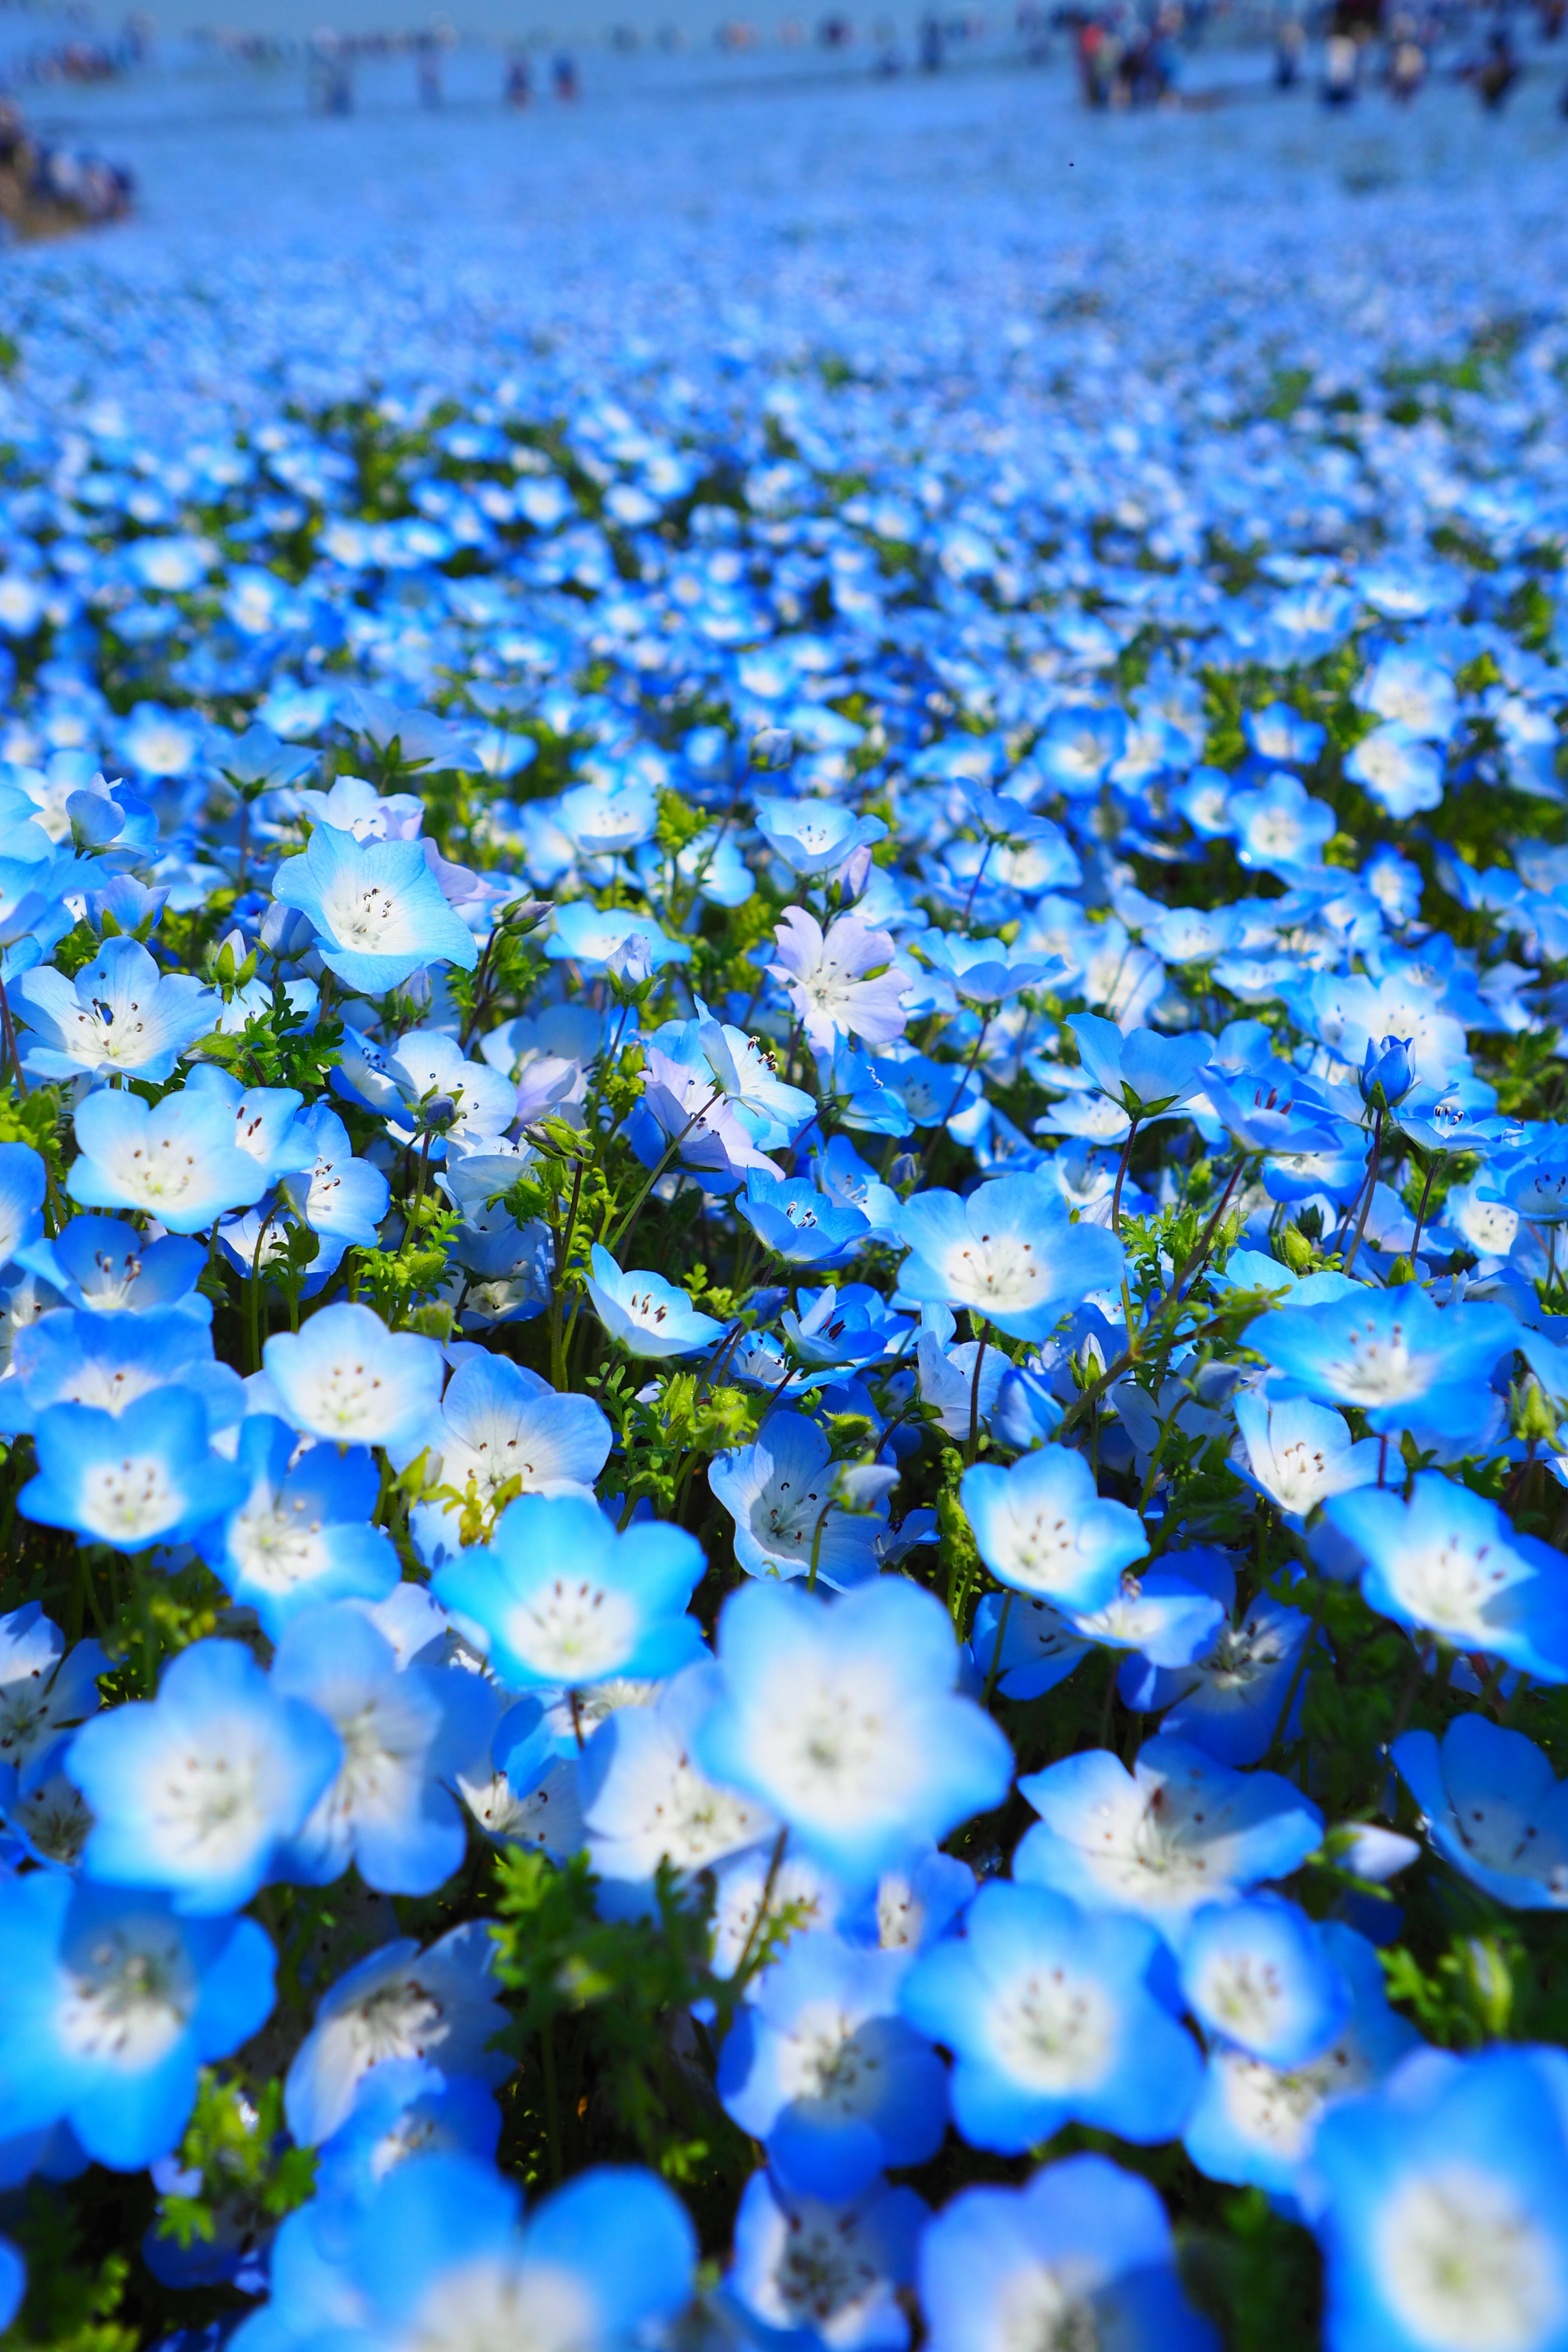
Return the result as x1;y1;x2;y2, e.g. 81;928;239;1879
0;9;148;89
306;27;581;114
0;94;132;233
1299;0;1562;109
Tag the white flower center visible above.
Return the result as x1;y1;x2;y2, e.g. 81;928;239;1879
988;1966;1114;2090
82;1451;185;1541
1378;2168;1564;2352
57;1919;196;2067
504;1577;638;1683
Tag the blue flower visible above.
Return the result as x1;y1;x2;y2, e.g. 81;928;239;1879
1392;1711;1568;1909
0;1144;45;1278
754;796;888;875
1344;721;1445;819
284;1922;510;2146
919;2155;1217;2352
1233;1392;1380;1526
695;1577;1013;1890
15;936;218;1084
261;1302;445;1448
579;1661;775;1908
270;1604;497;1895
312;2059;501;2214
0;1602;104;1806
7;1304;239;1436
273;2152;694;2352
68;1084;270;1233
1324;1474;1568;1680
1031;706;1128;796
719;1932;949;2197
961;1445;1145;1609
278;1104;390;1247
199;1417;401;1637
18;1214;209;1319
737;1169;870;1267
1015;1736;1323;1938
710;1412;887;1588
399;1352;612;1562
922;933;1063;1004
182;1063;318;1184
1312;2048;1568;2352
584;1243;726;1359
546;902;691;971
1230;771;1336;875
0;1875;274;2170
896;1174;1123;1341
20;1390;248;1551
728;2168;925;2351
901;1880;1200;2152
67;1638;342;1914
271;825;479;993
433;1490;706;1689
1180;1894;1350;2066
1359;1032;1419;1114
1120;1584;1315;1766
1251;1288;1519;1441
1067;1013;1215;1121
1182;1920;1418;2197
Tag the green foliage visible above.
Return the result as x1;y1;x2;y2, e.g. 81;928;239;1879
3;2187;138;2352
154;2074;317;2254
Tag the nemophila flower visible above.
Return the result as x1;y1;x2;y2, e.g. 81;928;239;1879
784;1276;906;1368
917;1322;1005;1439
0;1145;44;1278
737;1170;869;1267
845;1848;977;1956
920;2155;1217;2352
18;1215;208;1319
728;2167;925;2352
67;1637;341;1914
896;1174;1123;1341
960;1444;1145;1609
402;1354;612;1559
67;1084;269;1233
278;1104;389;1248
0;1876;274;2172
1015;1737;1323;1938
272;825;479;993
695;1577;1013;1889
559;775;660;856
261;1302;443;1449
14;936;218;1085
1120;1586;1315;1766
1392;1712;1568;1909
769;908;909;1058
579;1661;773;1907
900;1880;1200;2154
1345;722;1445;819
181;1064;317;1185
1324;1474;1568;1679
200;1416;400;1638
546;902;690;972
1312;2048;1568;2352
971;1590;1091;1700
20;1390;247;1550
718;1931;949;2198
383;1028;518;1147
1251;1288;1518;1441
284;1920;510;2145
270;1605;495;1896
7;1304;239;1435
1057;1555;1230;1671
1032;705;1127;795
1067;1012;1214;1120
433;1491;705;1690
1182;1920;1419;2197
755;797;889;875
0;1602;103;1802
1179;1895;1351;2067
1233;1392;1381;1526
921;933;1063;1004
710;1412;887;1589
311;2058;501;2218
584;1243;726;1359
269;2149;694;2352
1230;772;1336;876
1244;703;1327;766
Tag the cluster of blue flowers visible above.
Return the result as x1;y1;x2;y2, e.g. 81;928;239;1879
2;192;1568;2352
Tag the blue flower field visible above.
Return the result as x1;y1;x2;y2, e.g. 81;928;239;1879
1;33;1568;2352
